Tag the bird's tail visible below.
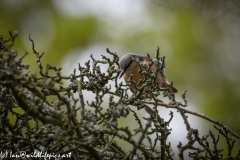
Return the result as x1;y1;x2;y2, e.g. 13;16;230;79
168;85;178;93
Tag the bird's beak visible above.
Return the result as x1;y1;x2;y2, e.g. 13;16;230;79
119;70;125;79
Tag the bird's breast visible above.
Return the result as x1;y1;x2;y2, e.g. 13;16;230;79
123;64;144;86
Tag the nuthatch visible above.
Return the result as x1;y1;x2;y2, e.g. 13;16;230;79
119;53;177;95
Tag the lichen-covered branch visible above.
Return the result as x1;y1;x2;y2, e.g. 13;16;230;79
0;30;239;160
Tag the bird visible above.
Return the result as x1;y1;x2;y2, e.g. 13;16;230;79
119;53;177;96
